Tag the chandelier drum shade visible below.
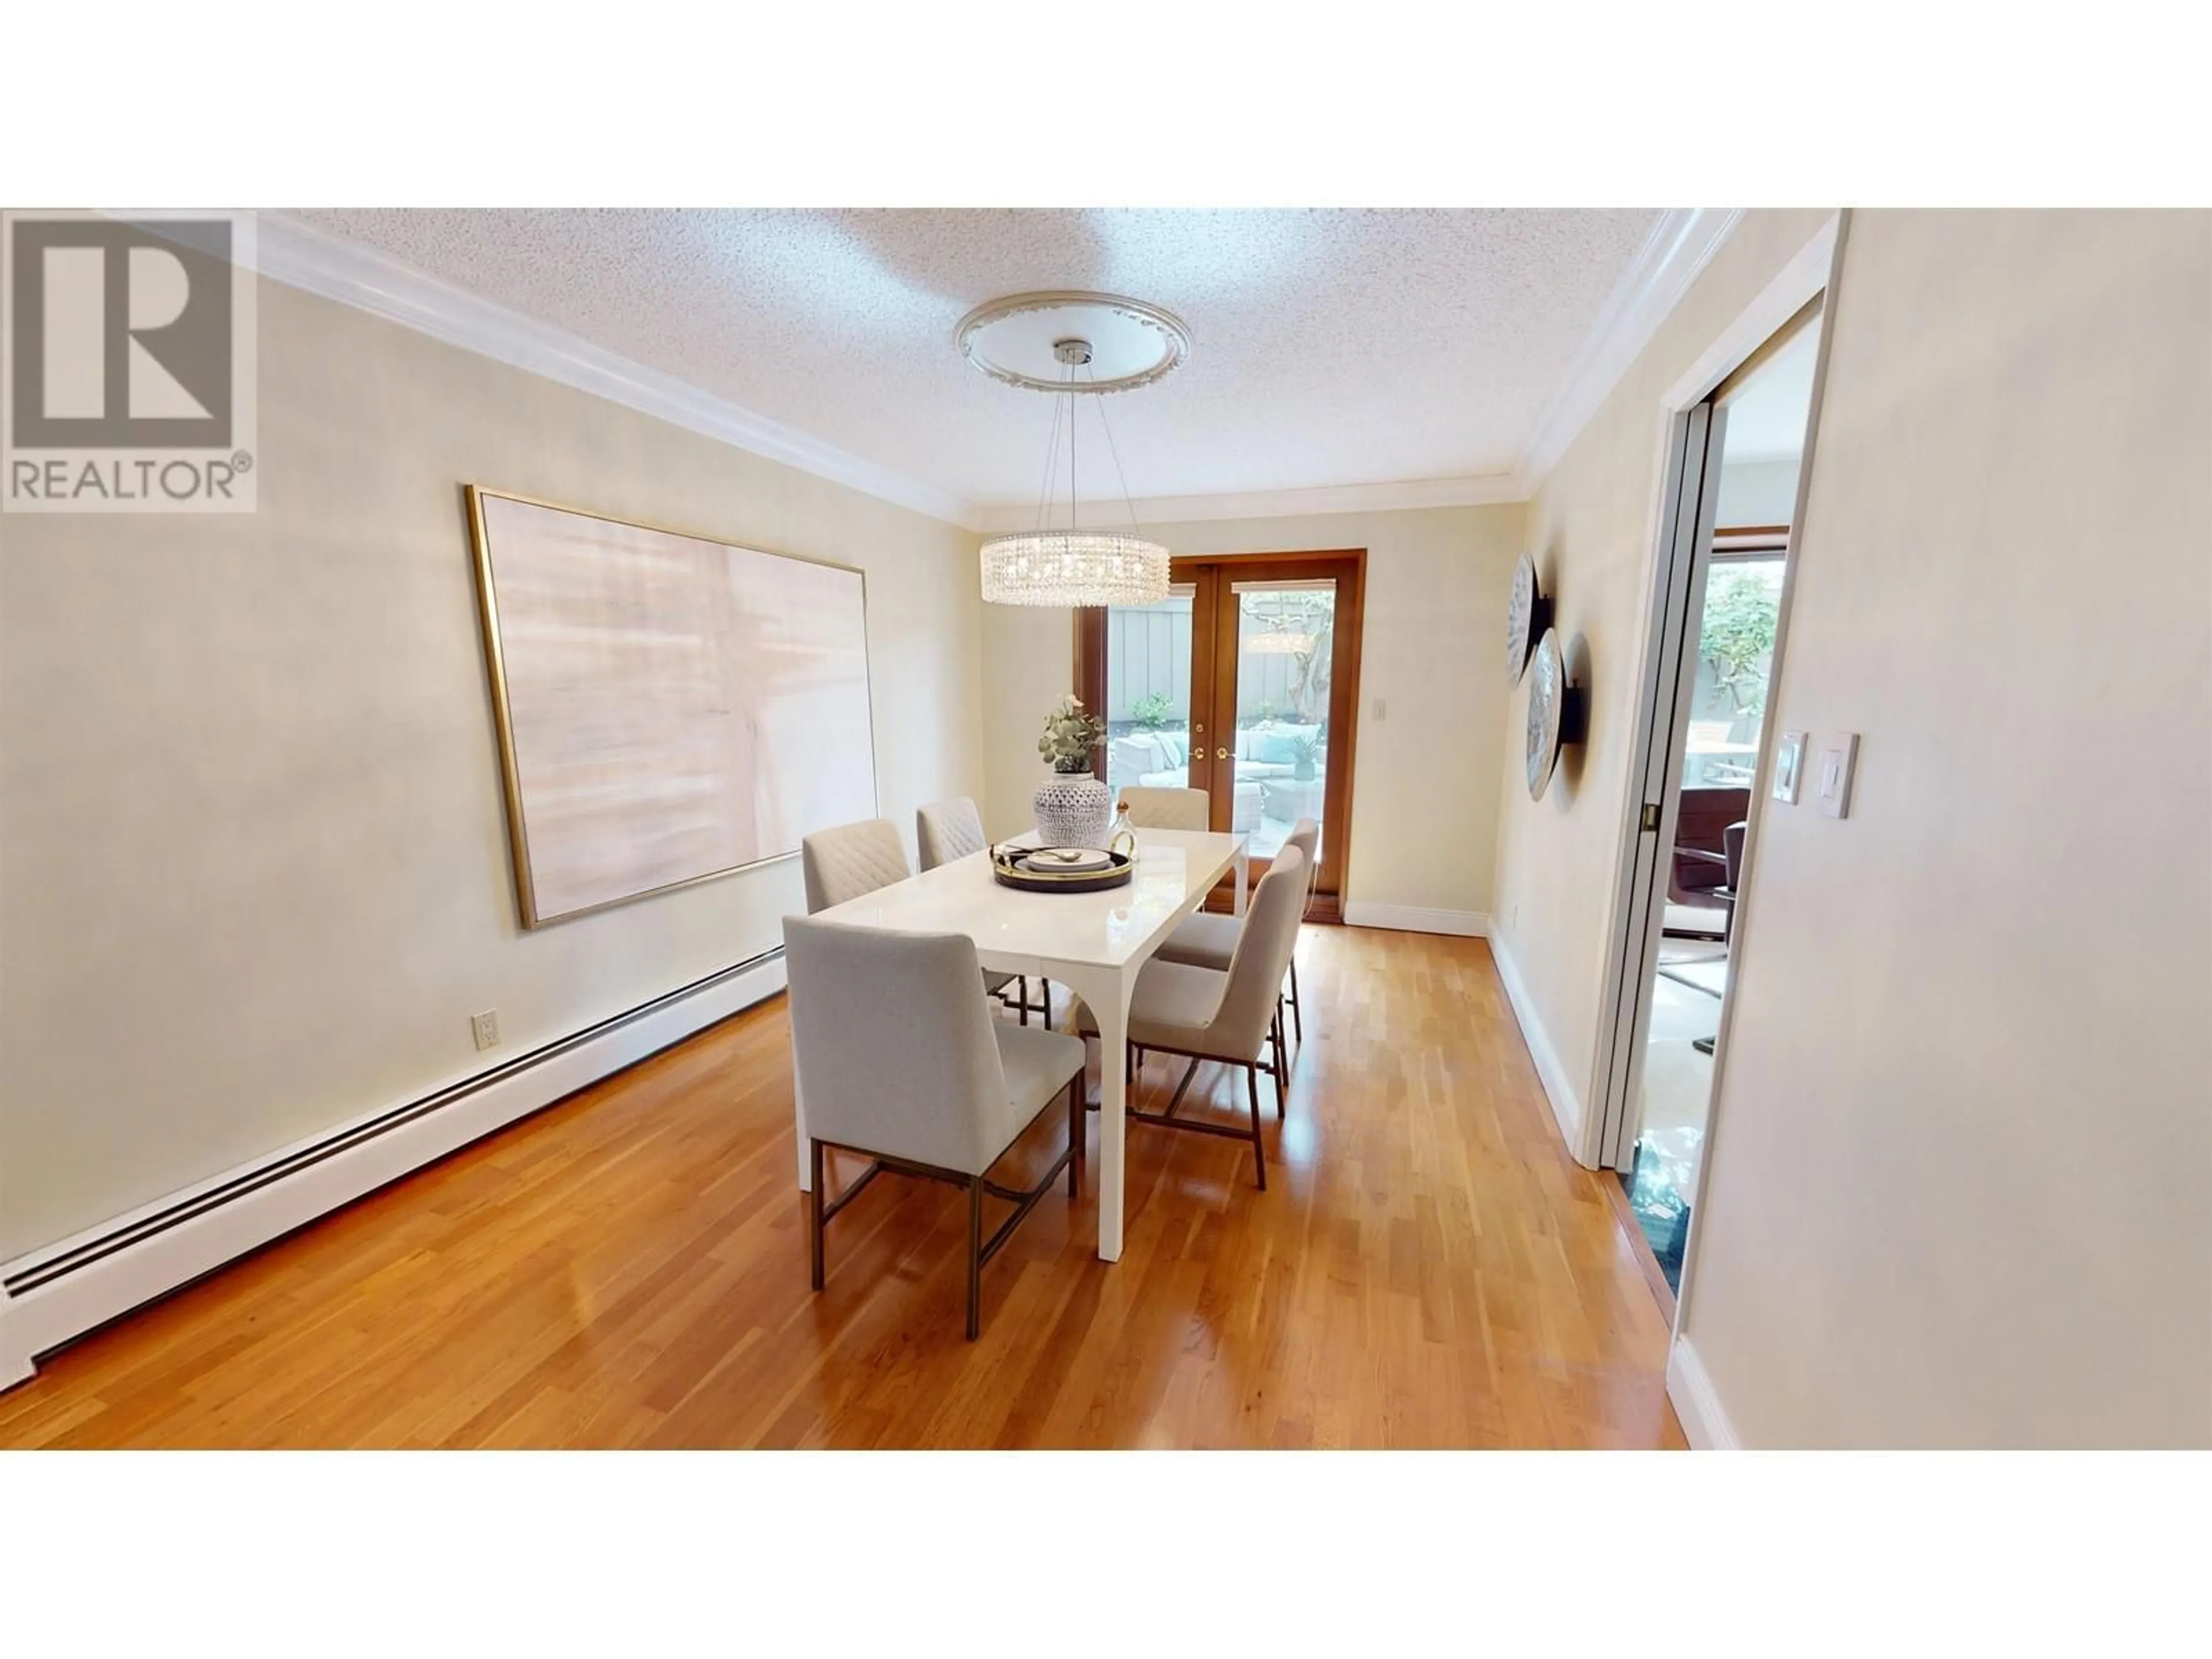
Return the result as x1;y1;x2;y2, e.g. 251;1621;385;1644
962;294;1185;608
980;531;1169;607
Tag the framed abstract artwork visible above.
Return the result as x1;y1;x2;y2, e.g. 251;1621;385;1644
465;486;877;927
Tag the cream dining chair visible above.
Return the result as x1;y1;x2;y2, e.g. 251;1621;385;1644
1076;843;1306;1191
1154;817;1319;1043
800;818;911;913
915;797;988;870
783;915;1086;1339
1118;785;1210;831
915;797;1048;1025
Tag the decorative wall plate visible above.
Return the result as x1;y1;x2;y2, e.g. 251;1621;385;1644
1524;627;1588;800
1505;552;1552;687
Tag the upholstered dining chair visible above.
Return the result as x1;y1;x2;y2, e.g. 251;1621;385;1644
915;797;984;869
1154;817;1318;1043
916;797;1049;1026
1076;843;1306;1191
1118;785;1210;831
801;817;911;913
783;915;1086;1339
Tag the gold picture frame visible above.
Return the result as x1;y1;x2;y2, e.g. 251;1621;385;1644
465;484;878;929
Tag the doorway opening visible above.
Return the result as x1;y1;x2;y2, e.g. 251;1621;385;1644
1597;304;1824;1293
1075;549;1364;917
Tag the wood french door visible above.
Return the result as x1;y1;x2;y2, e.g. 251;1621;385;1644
1077;548;1364;919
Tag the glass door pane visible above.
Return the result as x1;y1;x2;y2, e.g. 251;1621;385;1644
1679;556;1785;790
1232;579;1335;859
1104;584;1197;799
1074;552;1359;909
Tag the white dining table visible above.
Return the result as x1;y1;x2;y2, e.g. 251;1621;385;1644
797;826;1249;1262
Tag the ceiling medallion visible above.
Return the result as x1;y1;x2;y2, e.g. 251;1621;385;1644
966;303;1182;608
955;290;1191;395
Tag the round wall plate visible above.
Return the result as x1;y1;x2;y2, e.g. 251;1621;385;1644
1505;551;1551;687
955;291;1190;394
1525;627;1567;800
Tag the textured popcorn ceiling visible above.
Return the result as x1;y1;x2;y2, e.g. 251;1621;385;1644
294;209;1660;508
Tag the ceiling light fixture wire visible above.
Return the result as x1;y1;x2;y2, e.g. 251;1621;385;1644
979;329;1172;607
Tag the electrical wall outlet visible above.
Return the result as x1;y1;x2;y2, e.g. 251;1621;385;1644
471;1009;500;1051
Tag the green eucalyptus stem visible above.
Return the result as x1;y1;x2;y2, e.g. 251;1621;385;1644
1037;693;1106;773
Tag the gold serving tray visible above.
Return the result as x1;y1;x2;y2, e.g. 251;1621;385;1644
988;845;1135;893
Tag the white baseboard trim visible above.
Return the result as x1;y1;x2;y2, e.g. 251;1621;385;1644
1666;1337;1742;1449
1342;903;1488;937
0;949;786;1383
0;1290;31;1389
1484;931;1588;1160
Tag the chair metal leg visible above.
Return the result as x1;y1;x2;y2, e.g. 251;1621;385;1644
1066;1076;1083;1196
1287;956;1302;1041
1018;975;1030;1027
1245;1063;1267;1190
1162;1056;1201;1119
1043;980;1054;1029
1270;1012;1287;1118
966;1176;984;1341
809;1138;826;1290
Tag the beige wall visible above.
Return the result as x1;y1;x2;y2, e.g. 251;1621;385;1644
980;601;1073;842
1487;210;1836;1142
980;503;1527;921
0;276;984;1260
1681;210;2212;1446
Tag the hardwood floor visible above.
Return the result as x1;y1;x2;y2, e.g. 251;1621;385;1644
0;927;1684;1449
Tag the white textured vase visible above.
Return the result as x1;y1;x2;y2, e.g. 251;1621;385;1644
1033;770;1113;847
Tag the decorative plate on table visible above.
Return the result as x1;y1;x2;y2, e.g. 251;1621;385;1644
1018;846;1115;874
989;844;1134;893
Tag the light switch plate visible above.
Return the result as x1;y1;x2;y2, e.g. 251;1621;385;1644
1772;731;1808;804
1813;733;1859;819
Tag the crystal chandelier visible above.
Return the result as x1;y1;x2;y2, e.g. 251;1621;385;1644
976;337;1171;607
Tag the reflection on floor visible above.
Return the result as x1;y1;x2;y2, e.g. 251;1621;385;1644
1620;937;1727;1292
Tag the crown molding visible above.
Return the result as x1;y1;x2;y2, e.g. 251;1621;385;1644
252;209;1743;539
1517;207;1745;492
973;471;1528;535
252;213;980;530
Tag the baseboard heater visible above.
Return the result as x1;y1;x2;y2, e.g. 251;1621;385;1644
0;946;786;1372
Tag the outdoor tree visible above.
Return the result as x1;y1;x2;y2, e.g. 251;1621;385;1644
1699;569;1780;715
1243;590;1335;722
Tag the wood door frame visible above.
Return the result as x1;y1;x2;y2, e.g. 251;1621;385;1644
1075;547;1364;922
